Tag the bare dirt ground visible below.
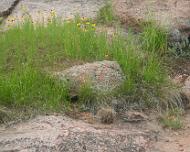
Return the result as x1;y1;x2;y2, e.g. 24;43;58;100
153;110;190;152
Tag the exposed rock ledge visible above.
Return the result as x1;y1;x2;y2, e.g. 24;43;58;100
0;115;155;152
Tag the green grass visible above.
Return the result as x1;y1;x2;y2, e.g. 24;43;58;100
0;17;171;117
0;66;69;109
160;108;183;130
141;22;168;55
78;82;97;111
96;2;116;25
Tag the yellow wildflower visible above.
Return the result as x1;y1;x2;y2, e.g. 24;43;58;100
83;29;88;32
105;54;109;58
91;23;96;27
50;9;57;17
77;23;81;27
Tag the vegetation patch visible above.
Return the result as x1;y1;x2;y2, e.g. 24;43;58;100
140;21;168;56
160;108;183;130
96;1;117;25
0;13;176;121
0;66;69;110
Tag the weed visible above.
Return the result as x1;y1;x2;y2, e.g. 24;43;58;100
160;108;183;130
141;21;168;55
96;1;116;25
78;82;96;107
0;106;10;123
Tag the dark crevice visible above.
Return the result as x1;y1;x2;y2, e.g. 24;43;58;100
0;0;20;24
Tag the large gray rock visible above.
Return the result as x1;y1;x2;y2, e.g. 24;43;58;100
0;0;16;13
113;0;190;30
0;115;154;152
55;60;125;93
8;0;106;22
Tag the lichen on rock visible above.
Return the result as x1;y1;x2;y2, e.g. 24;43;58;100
55;60;125;95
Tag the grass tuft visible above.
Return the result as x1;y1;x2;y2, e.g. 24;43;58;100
141;22;168;55
96;2;116;25
0;66;69;110
160;108;183;130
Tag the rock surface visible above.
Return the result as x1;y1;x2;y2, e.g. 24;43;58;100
0;0;16;13
113;0;190;30
0;115;154;152
112;0;190;52
55;60;125;93
9;0;106;21
182;76;190;102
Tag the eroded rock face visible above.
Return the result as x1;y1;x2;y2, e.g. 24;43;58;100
0;115;153;152
113;0;190;30
55;60;125;93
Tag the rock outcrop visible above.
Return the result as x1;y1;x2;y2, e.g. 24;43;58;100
55;60;125;94
0;0;20;24
0;115;154;152
7;0;106;22
113;0;190;48
0;0;20;17
113;0;190;31
0;0;18;14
